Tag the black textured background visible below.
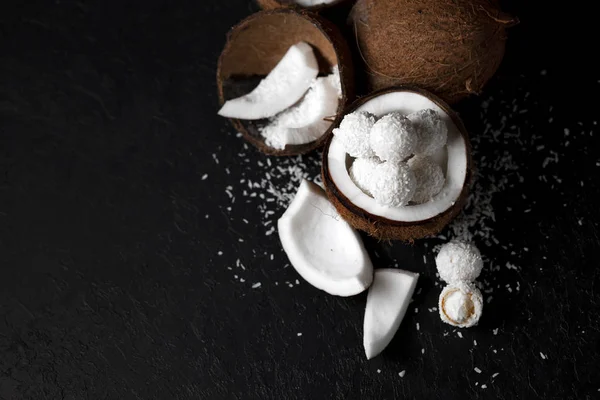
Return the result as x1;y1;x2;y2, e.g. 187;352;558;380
1;1;599;399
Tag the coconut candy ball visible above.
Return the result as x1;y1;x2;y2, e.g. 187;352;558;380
332;111;377;158
369;112;417;162
439;281;483;328
371;161;416;207
436;241;483;284
407;109;448;156
349;157;381;196
408;155;445;204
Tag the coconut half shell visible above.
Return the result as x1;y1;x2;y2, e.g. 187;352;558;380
217;9;355;156
322;87;473;241
257;0;349;12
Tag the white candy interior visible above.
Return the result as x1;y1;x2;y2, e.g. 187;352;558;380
328;91;468;222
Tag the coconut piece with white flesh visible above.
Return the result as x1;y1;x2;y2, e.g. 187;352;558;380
218;42;318;120
295;0;338;5
364;268;419;359
322;87;471;241
258;0;345;10
278;180;374;297
261;69;341;149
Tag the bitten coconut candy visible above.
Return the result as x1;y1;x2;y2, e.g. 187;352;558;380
436;241;485;328
439;281;483;328
322;87;472;241
217;9;354;156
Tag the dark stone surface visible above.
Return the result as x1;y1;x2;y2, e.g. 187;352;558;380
0;1;598;399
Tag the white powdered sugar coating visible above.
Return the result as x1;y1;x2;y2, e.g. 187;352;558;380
333;111;377;158
371;162;416;207
369;112;417;162
436;241;483;284
349;157;381;196
408;109;448;156
408;155;445;204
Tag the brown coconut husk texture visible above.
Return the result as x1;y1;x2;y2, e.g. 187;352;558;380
321;86;473;242
257;0;349;11
217;9;355;156
350;0;518;104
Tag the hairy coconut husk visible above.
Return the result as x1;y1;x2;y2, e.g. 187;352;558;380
322;86;473;241
217;9;355;156
350;0;518;104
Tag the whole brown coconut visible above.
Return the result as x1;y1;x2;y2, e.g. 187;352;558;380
257;0;348;11
350;0;517;104
217;10;355;156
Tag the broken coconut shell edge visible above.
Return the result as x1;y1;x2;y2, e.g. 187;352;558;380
216;9;355;156
257;0;350;12
321;86;473;241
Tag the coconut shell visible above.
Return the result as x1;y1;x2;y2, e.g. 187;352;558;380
257;0;349;12
217;9;355;156
350;0;518;104
321;86;473;242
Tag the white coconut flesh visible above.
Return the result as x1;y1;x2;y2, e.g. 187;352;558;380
295;0;338;5
363;268;419;359
277;180;374;297
218;42;319;120
261;72;340;149
327;91;467;222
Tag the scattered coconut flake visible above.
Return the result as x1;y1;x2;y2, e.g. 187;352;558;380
474;367;482;374
399;370;406;378
252;282;262;289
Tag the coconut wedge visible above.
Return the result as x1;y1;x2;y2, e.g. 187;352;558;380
364;268;419;359
278;180;373;296
217;9;354;156
262;74;340;149
218;42;318;120
322;87;472;241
